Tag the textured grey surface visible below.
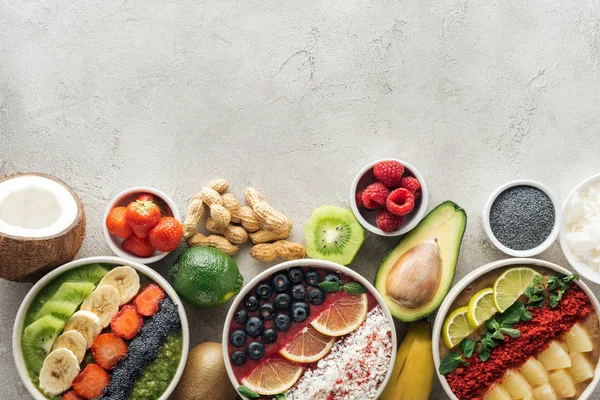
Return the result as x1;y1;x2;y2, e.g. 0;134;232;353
1;0;600;398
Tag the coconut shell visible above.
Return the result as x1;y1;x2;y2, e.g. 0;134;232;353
0;173;86;282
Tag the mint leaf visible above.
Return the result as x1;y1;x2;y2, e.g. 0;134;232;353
479;348;491;362
491;330;505;340
274;394;286;400
486;318;500;331
547;276;560;291
533;274;542;285
549;293;560;308
342;282;367;295
564;274;579;283
317;281;341;292
521;307;532;321
461;339;477;358
439;352;467;375
238;386;260;398
500;328;521;338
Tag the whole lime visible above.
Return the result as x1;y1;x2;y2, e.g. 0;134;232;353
170;247;243;307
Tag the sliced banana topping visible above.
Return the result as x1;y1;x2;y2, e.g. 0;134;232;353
64;310;102;349
80;285;121;328
98;266;140;306
52;330;87;364
39;348;80;396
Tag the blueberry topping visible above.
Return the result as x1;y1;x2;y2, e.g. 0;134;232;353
230;330;247;347
307;288;325;305
305;270;321;287
274;313;291;331
275;293;291;310
256;282;273;300
290;284;306;301
323;273;341;284
231;350;247;366
262;328;278;344
247;342;265;360
245;316;264;337
234;309;249;325
288;268;304;284
259;303;275;320
244;295;259;311
272;273;290;292
291;302;310;322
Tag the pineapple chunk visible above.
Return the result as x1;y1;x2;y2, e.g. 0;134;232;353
483;384;512;400
501;369;533;399
520;357;549;385
568;352;594;383
532;384;558;400
537;341;572;370
549;369;577;398
564;323;593;353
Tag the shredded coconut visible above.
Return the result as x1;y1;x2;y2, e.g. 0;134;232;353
566;180;600;271
285;306;393;400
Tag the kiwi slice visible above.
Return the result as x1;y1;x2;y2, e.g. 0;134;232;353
35;282;95;321
305;205;365;265
21;315;65;376
60;263;110;284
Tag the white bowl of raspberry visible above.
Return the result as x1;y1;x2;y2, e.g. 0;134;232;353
350;159;428;237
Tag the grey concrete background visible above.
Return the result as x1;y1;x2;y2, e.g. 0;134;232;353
1;0;600;398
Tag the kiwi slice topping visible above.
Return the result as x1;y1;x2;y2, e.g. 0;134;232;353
305;205;364;265
21;315;65;377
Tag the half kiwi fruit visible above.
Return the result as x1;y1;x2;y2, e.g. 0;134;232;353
305;205;364;265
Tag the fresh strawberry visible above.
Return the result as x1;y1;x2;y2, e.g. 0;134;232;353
110;305;143;340
134;284;166;317
106;207;133;239
72;364;110;400
148;217;183;252
63;391;84;400
91;333;128;370
126;199;161;238
121;235;154;258
136;193;154;202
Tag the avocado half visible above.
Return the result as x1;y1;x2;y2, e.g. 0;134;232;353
375;201;467;322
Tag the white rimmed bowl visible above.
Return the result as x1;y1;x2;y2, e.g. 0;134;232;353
560;173;600;284
222;259;397;399
12;256;190;400
482;179;561;257
103;187;181;264
350;159;429;237
432;258;600;400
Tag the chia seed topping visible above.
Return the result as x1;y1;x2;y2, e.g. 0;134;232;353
285;306;393;400
489;185;555;251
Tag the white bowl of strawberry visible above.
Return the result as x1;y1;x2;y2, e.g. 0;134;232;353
350;159;428;236
103;187;183;263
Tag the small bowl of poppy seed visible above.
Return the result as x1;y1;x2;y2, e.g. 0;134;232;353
482;180;561;257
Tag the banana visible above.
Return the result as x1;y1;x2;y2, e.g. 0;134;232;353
52;330;87;363
80;285;121;328
98;266;140;306
64;310;102;349
39;348;80;396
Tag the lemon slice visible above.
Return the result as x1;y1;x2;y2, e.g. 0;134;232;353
443;306;474;349
493;267;540;313
468;288;498;328
280;325;335;363
311;293;368;336
241;358;303;396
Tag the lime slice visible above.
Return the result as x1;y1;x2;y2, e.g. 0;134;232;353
493;267;541;313
442;306;474;349
467;288;498;328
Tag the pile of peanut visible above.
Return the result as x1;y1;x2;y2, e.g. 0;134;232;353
182;179;306;262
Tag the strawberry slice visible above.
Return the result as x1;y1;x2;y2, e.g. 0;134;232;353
110;305;143;339
134;284;166;317
72;364;110;400
63;391;84;400
91;333;128;370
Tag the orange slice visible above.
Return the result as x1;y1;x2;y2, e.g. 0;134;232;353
280;325;335;363
241;358;303;396
310;293;368;336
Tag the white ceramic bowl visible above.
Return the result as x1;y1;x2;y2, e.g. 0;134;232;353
560;173;600;284
350;159;429;236
103;187;181;264
482;179;561;257
13;256;189;400
222;259;397;399
432;258;600;400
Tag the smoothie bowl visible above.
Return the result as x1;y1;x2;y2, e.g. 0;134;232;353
433;258;600;400
13;256;189;400
223;259;397;400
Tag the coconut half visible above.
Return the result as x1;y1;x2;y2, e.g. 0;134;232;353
0;173;85;282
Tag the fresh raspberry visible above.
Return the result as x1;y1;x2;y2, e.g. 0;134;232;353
373;161;405;188
362;182;390;209
401;176;421;195
355;189;366;208
376;209;404;232
386;188;415;216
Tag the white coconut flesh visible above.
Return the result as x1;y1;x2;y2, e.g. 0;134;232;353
0;175;79;238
